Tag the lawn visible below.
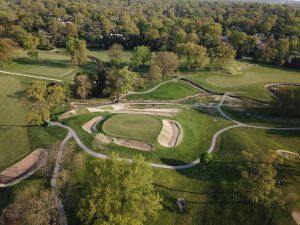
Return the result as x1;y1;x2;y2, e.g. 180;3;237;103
187;61;300;101
0;75;68;170
1;49;97;82
102;114;162;142
88;49;133;63
127;80;200;100
0;76;31;170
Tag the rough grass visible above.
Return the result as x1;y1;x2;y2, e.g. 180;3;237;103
127;80;200;100
187;61;300;101
102;114;162;142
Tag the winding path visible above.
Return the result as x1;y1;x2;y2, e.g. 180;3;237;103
52;92;300;170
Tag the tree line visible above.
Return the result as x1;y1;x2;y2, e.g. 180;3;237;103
0;0;299;67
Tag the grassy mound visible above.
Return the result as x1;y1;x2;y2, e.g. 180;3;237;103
102;114;162;142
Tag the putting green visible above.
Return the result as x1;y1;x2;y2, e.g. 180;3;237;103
102;114;162;142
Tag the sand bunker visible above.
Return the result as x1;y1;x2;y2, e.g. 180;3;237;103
114;139;154;151
275;150;299;160
0;149;48;187
82;116;104;133
292;211;300;225
158;120;183;147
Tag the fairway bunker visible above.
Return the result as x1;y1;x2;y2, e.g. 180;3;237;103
114;139;154;151
275;150;299;160
82;115;105;133
0;149;48;187
158;120;183;147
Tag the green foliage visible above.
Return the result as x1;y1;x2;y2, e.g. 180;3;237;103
108;43;124;66
24;34;39;62
131;45;152;68
176;42;209;71
239;150;284;207
200;151;213;165
149;64;162;84
77;154;162;225
66;37;88;65
105;66;142;99
210;43;236;69
24;80;68;125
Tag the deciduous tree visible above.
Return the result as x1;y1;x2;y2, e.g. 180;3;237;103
74;73;93;100
0;38;17;67
66;37;88;65
176;42;209;71
239;150;284;207
108;43;124;66
77;154;162;225
154;52;179;76
131;45;152;68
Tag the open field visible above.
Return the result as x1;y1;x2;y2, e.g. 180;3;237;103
1;49;97;81
127;80;200;100
102;114;162;142
185;61;300;101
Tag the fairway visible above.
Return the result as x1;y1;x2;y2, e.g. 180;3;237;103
0;76;31;170
127;80;200;100
1;49;97;81
188;61;300;101
102;114;162;142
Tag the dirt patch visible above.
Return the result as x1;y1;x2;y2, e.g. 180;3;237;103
275;150;299;160
292;211;300;225
82;116;104;133
158;120;183;147
0;149;48;187
114;139;154;151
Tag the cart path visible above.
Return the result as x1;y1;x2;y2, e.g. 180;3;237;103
52;92;300;170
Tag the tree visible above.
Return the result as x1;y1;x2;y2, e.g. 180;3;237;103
24;81;68;125
131;45;152;68
24;34;40;62
200;151;213;166
176;42;209;71
154;52;179;77
7;183;58;225
74;73;93;99
66;37;88;65
108;43;124;66
210;43;236;69
229;30;247;49
149;64;162;84
0;38;17;67
77;154;162;225
276;38;289;65
105;66;141;100
239;150;284;207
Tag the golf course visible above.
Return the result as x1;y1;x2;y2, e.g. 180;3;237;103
0;48;299;225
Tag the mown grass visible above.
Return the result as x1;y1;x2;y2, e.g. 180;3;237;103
1;49;97;81
186;61;300;101
61;108;233;165
60;119;300;225
0;76;31;170
102;114;162;142
127;80;200;100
